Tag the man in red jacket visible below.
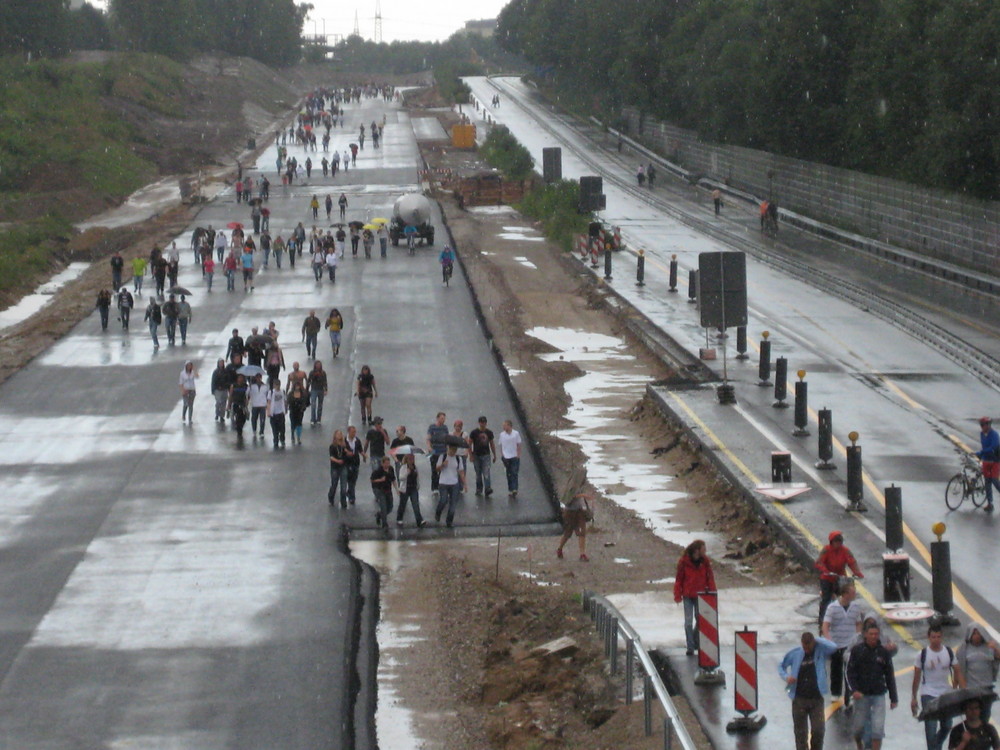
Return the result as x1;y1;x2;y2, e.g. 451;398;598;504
815;530;864;626
674;540;717;656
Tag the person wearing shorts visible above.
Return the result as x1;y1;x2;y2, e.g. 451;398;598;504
556;492;592;561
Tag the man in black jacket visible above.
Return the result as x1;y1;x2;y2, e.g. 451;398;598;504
847;624;898;750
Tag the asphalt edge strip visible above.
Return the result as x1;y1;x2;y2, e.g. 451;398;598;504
338;522;379;750
432;194;562;519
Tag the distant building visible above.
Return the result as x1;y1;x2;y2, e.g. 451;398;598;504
463;19;496;38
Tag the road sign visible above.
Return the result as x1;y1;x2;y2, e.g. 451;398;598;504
755;483;811;501
883;607;935;622
699;251;748;329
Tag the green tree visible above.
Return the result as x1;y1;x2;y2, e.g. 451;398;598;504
0;0;70;58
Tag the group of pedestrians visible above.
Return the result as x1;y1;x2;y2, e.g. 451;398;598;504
761;532;1000;750
328;411;522;530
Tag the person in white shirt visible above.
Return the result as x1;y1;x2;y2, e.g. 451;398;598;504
248;374;268;437
178;361;197;424
266;379;287;448
912;624;965;750
433;445;466;528
821;579;864;706
325;248;339;283
498;419;522;498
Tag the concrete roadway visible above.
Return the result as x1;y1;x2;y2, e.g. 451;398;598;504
0;93;556;747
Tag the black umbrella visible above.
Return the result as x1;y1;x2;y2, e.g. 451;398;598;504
918;688;997;722
348;220;365;229
167;286;192;296
443;434;468;448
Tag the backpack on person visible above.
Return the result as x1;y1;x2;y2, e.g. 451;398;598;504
920;646;955;683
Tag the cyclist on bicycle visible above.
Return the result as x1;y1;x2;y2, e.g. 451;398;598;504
439;245;455;284
975;417;1000;512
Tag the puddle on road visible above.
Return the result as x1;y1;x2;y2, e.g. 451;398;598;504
352;541;423;750
525;326;716;549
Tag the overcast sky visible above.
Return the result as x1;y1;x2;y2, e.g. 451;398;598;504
305;0;506;42
86;0;505;44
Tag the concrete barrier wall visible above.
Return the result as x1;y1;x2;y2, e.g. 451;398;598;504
622;107;1000;275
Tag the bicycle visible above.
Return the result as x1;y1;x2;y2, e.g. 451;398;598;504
442;260;453;286
945;453;987;510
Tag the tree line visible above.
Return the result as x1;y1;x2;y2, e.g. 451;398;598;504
496;0;1000;200
1;0;310;67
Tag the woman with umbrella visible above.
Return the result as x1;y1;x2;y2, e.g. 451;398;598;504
356;364;377;425
349;222;361;257
362;226;374;259
229;374;249;438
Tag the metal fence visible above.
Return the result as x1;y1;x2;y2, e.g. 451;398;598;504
583;590;697;750
622;107;1000;276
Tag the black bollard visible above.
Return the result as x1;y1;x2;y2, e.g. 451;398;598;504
771;451;792;483
773;357;788;407
636;250;645;286
816;408;835;470
931;532;959;625
736;326;749;360
604;246;613;281
687;269;697;303
793;373;809;436
668;255;678;292
758;333;772;386
846;431;866;511
885;485;903;551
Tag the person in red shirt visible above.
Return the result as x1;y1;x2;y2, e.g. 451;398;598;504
815;530;863;626
674;540;717;655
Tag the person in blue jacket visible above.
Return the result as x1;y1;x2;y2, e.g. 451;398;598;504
779;631;839;750
976;417;1000;512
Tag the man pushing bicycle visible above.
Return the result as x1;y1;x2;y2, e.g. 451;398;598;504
975;417;1000;512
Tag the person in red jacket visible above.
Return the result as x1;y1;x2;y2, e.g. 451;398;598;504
674;540;717;655
815;530;863;626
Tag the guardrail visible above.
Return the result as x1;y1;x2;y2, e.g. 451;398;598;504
583;590;697;750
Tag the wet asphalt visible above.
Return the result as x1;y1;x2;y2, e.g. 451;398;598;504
0;93;556;748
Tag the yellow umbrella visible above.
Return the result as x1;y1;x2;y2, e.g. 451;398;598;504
371;217;389;224
362;223;379;230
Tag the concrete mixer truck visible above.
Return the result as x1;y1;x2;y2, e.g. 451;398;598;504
389;192;435;247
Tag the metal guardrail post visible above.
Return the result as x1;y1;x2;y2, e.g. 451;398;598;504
605;619;613;660
664;717;673;750
610;618;619;674
644;675;653;736
584;591;699;750
625;639;635;704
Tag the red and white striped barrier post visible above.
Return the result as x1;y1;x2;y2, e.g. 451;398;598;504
576;234;588;260
726;627;767;732
694;591;726;685
590;237;602;268
612;225;622;250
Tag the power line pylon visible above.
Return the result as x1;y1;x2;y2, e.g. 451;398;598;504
374;0;383;43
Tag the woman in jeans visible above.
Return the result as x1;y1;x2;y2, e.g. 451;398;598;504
673;540;716;655
178;361;197;424
328;430;349;507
